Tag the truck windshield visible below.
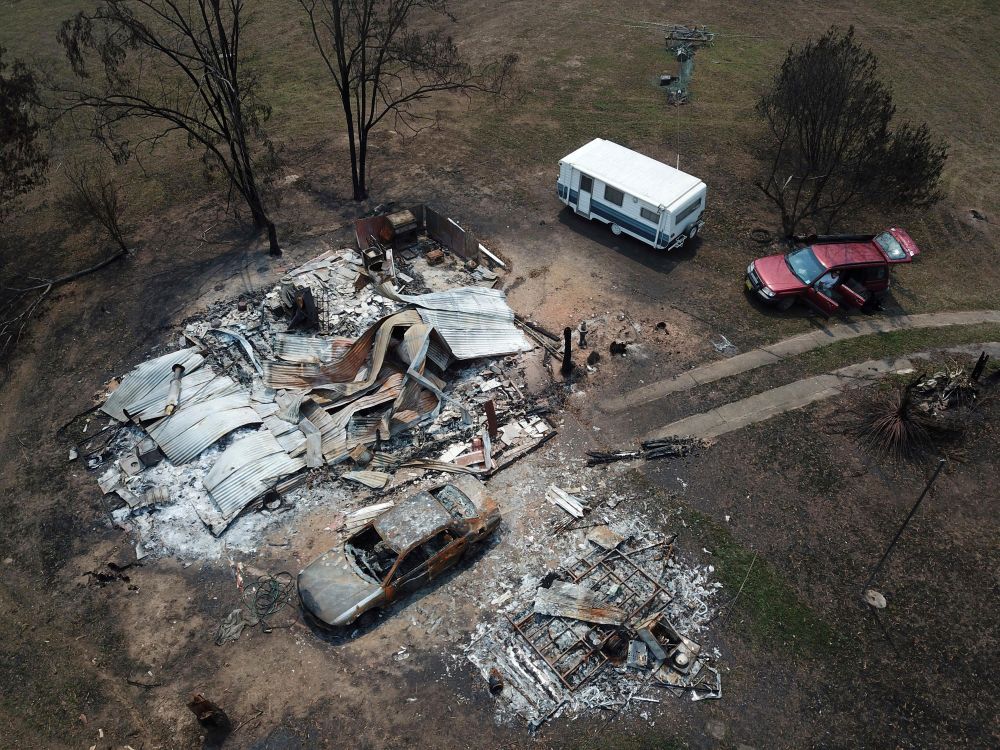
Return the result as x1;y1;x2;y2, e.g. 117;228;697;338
785;247;826;284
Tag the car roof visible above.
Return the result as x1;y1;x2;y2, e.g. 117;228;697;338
811;241;885;269
374;490;452;553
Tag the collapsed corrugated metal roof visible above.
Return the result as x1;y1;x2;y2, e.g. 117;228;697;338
146;392;261;464
273;333;353;364
378;285;533;360
102;347;205;421
201;430;306;532
262;310;423;391
130;370;242;423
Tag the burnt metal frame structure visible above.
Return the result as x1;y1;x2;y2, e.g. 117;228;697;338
509;541;672;691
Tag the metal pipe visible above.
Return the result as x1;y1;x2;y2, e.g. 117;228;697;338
863;458;946;595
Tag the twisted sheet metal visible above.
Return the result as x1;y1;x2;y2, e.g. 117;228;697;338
300;374;404;464
129;369;241;423
101;347;205;421
273;334;353;364
146;392;261;464
377;285;533;359
203;430;305;522
262;310;422;390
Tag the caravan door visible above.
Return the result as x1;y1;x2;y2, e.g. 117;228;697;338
576;174;593;216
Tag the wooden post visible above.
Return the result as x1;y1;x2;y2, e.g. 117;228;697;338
561;327;574;376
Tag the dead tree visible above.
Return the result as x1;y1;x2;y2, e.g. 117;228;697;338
298;0;516;200
0;45;48;223
1;165;132;363
59;162;131;252
57;0;282;255
756;27;946;236
1;250;128;363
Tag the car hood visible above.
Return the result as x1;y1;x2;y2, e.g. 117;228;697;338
753;254;806;293
298;548;384;627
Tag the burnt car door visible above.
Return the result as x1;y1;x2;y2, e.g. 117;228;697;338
385;528;464;596
427;523;471;579
384;543;433;598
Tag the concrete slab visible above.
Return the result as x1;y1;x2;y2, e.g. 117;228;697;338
688;349;781;385
643;342;999;441
608;310;1000;413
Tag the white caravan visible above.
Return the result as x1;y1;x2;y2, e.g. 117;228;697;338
557;138;707;251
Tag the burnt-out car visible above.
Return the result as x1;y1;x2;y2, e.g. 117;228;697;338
298;476;500;628
745;228;921;314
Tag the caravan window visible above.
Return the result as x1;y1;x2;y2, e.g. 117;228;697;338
579;174;593;192
675;198;702;224
603;185;625;206
640;207;659;223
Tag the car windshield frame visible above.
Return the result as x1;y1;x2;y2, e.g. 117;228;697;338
785;246;827;285
873;231;907;260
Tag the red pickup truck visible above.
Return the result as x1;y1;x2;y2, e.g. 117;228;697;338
745;228;921;314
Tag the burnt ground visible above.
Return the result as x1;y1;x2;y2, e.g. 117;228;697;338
1;182;998;749
2;0;999;745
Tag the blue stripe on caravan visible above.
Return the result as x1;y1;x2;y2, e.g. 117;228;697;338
590;201;658;242
558;185;663;246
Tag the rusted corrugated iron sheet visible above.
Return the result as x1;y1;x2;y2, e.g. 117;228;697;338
273;334;353;364
376;285;533;360
301;373;404;463
354;215;392;249
203;430;306;526
532;581;627;626
102;347;205;421
130;370;241;423
262;310;422;390
145;392;260;464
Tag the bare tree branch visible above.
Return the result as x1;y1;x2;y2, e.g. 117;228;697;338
56;0;282;254
299;0;516;200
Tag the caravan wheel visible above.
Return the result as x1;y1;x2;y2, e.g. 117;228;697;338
610;223;623;235
686;224;700;241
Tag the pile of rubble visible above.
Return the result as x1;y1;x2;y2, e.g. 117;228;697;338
466;520;722;729
73;230;554;557
911;356;987;417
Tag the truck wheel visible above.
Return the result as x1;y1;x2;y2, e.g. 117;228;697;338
611;224;622;236
776;297;794;312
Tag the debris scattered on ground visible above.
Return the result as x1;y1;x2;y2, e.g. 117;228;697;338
586;437;705;466
546;485;587;518
911;363;981;415
711;334;738;356
862;356;989;459
466;523;722;729
81;228;555;558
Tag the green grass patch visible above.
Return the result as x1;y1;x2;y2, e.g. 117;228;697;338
790;322;1000;376
681;507;843;657
623;473;843;659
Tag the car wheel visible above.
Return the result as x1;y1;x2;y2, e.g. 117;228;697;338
776;297;795;312
611;223;622;236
